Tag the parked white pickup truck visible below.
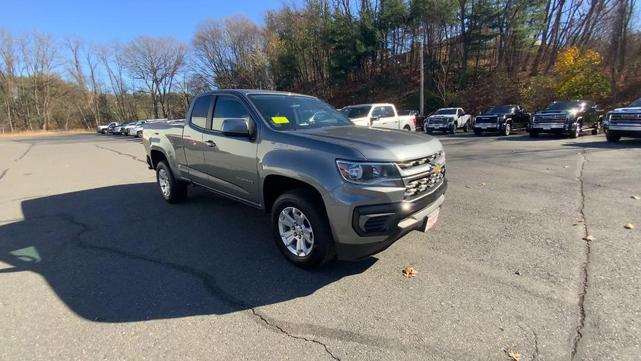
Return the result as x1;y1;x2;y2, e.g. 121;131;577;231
424;108;472;134
340;103;417;131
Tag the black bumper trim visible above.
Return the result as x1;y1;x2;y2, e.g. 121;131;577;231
338;179;447;260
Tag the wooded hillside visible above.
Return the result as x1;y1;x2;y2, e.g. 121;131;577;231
1;0;639;132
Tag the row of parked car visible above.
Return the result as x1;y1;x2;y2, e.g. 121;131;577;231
339;98;641;142
96;119;166;137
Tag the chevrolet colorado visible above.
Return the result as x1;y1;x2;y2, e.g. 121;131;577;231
143;90;447;268
603;98;641;142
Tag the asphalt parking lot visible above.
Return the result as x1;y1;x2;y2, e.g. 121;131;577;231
1;131;640;360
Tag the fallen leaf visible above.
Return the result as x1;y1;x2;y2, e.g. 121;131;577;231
465;185;472;189
563;165;569;169
402;266;417;278
514;270;521;276
507;351;521;361
632;195;640;200
624;223;635;230
479;182;487;186
584;235;594;242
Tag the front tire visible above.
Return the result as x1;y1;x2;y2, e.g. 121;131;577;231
502;123;511;136
449;123;456;134
156;161;187;203
271;189;335;269
474;129;482;136
463;122;469;132
570;122;582;138
606;131;621;143
529;130;539;138
591;122;601;135
403;125;411;131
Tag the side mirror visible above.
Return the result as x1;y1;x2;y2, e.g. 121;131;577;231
370;116;381;122
222;118;252;137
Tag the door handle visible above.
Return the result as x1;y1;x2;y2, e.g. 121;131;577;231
205;140;216;147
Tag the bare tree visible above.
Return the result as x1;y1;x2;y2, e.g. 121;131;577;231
67;38;103;128
122;36;186;119
192;16;272;89
0;29;17;132
20;32;57;130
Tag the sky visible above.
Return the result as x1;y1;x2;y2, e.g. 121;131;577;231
0;0;297;43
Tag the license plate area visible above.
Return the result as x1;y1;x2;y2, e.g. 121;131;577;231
421;208;440;232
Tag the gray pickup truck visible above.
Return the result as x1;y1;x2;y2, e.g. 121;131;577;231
143;90;447;268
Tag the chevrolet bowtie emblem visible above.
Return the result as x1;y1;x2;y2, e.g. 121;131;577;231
431;164;442;174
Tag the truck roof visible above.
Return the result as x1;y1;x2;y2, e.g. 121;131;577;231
344;103;395;107
201;89;316;98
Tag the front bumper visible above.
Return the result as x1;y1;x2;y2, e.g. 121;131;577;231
605;124;641;138
474;123;503;131
425;124;450;132
332;179;447;260
530;123;574;134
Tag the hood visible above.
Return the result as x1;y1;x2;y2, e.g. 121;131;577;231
429;114;456;119
294;126;443;162
477;113;505;118
535;109;573;116
613;107;641;113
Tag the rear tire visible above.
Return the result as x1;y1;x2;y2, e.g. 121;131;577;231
606;131;621;143
449;123;456;134
271;189;335;269
463;122;469;132
403;125;411;131
591;122;601;135
156;161;187;203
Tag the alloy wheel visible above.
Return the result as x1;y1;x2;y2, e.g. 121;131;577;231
278;206;314;257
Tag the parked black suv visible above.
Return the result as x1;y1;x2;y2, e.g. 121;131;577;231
529;100;603;138
473;104;530;136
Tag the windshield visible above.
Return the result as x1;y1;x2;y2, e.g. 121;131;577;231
340;106;371;119
250;94;353;130
545;101;582;111
435;109;457;115
485;105;514;114
628;98;641;107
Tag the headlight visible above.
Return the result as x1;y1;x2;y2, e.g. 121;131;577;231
336;160;402;186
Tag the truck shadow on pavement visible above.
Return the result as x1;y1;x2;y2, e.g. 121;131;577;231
562;138;641;149
0;183;374;322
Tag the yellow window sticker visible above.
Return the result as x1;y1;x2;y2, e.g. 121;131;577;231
272;116;289;124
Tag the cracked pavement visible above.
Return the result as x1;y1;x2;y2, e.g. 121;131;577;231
0;133;639;360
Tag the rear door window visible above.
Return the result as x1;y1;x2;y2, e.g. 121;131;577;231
190;95;213;129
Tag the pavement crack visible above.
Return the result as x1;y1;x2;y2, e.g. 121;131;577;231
14;143;34;162
95;145;146;164
0;168;7;181
56;213;340;360
571;149;591;360
250;309;341;360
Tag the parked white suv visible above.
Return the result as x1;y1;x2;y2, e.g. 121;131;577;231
341;103;416;131
424;108;471;134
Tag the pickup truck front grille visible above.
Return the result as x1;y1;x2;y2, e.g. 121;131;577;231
428;117;448;124
396;152;443;170
475;116;497;123
610;113;641;123
404;173;444;199
534;114;566;123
